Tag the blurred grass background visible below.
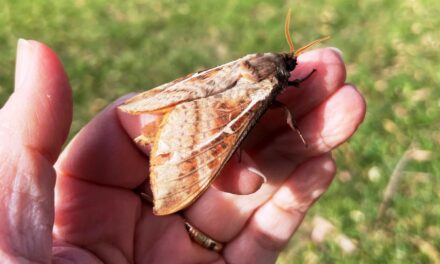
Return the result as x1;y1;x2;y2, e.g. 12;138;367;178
0;0;439;262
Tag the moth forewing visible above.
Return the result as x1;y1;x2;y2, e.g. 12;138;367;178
118;58;244;115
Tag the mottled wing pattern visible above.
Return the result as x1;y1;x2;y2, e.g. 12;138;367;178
119;59;243;114
150;78;278;215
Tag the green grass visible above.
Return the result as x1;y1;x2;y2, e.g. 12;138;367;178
1;0;439;262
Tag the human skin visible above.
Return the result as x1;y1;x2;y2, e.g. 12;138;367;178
0;40;365;263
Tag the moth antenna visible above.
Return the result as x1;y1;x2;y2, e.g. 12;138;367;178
294;36;331;57
284;8;295;54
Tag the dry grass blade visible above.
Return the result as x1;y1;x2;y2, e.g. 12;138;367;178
376;143;415;221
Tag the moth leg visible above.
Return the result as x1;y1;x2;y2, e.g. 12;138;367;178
236;148;242;163
134;183;154;204
272;101;308;147
136;190;154;204
288;69;317;87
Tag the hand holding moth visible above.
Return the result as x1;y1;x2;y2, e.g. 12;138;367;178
0;39;365;263
118;47;366;261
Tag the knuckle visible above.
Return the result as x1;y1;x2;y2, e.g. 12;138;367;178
254;227;288;252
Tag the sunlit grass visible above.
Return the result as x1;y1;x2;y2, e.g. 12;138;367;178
1;0;439;262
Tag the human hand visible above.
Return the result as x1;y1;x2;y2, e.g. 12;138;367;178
0;40;365;263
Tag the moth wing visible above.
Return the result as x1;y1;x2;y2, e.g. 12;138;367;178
150;78;276;215
118;60;241;114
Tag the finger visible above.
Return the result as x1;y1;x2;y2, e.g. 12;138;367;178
254;84;366;178
55;96;148;188
223;154;336;263
0;39;71;261
183;84;365;242
287;47;346;116
1;39;72;161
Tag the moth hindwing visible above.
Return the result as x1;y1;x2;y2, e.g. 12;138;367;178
119;11;328;215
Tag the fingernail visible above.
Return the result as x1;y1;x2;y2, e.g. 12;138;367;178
247;166;267;183
242;151;267;183
15;38;35;91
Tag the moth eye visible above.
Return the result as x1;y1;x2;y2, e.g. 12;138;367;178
286;58;296;72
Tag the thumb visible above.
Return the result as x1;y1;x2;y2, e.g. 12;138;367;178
0;39;72;262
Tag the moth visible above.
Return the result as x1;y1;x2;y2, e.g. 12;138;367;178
119;10;328;215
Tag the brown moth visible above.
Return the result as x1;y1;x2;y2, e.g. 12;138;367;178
119;10;328;215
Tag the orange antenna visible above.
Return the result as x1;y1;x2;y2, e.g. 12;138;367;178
284;8;295;54
294;36;331;57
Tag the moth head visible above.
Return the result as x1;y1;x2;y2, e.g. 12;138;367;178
284;9;330;64
283;53;297;72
